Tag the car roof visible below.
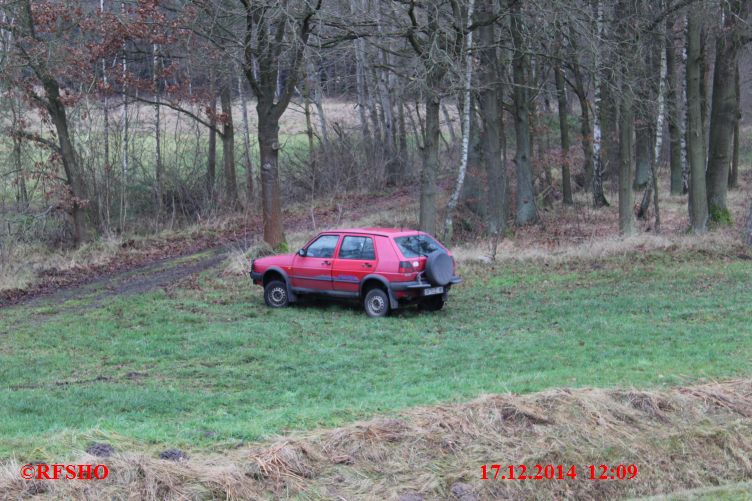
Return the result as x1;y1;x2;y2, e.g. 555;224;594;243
320;227;423;237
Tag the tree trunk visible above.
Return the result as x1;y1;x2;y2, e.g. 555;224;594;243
153;43;162;215
257;99;286;247
729;62;740;189
479;0;507;234
307;60;329;149
618;88;635;235
666;22;684;196
706;0;748;223
45;80;89;244
634;127;654;191
510;0;538;226
570;62;594;190
220;84;238;208
442;104;457;144
10;95;28;207
600;72;619;183
352;9;372;143
397;99;409;174
238;74;254;201
555;63;573;206
420;92;441;235
686;10;708;234
207;95;217;201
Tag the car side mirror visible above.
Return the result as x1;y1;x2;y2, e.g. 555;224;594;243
298;248;307;257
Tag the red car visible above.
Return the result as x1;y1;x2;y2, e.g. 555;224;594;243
250;228;462;317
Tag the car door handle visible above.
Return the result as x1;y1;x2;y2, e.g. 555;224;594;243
322;260;332;265
362;263;372;268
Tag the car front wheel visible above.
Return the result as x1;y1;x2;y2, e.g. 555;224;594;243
364;288;390;318
264;280;289;308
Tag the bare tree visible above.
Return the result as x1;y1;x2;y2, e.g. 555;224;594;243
239;0;324;247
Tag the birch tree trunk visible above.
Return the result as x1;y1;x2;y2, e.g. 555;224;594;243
591;0;608;208
444;0;475;241
638;41;667;228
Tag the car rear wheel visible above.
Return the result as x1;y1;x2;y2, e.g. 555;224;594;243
418;295;444;312
264;280;289;308
364;288;390;318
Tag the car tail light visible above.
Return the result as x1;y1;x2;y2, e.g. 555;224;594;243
250;259;255;271
398;261;414;273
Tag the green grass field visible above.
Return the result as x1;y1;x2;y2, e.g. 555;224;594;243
1;253;751;461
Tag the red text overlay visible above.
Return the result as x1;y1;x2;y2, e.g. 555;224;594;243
20;463;109;481
481;464;638;481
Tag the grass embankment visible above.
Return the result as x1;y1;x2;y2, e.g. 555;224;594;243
1;252;750;461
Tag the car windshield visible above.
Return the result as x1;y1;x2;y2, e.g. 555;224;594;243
394;234;442;258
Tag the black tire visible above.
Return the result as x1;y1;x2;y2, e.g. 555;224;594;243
264;280;289;308
364;288;390;318
424;250;453;286
418;295;444;312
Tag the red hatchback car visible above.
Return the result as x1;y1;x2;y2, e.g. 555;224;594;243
250;228;462;317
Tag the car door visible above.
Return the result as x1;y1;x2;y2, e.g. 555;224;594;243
291;234;340;291
332;235;377;295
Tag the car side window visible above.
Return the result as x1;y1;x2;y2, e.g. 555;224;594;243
306;235;340;258
338;236;375;260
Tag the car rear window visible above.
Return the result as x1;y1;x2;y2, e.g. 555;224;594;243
394;234;442;258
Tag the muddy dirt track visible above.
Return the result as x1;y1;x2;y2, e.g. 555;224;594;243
0;188;418;310
24;246;231;309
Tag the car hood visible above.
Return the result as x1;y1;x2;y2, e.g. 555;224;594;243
253;253;295;269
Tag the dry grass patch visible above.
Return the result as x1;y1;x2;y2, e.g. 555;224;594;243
3;379;752;500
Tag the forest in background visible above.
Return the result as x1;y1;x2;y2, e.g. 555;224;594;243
1;0;752;259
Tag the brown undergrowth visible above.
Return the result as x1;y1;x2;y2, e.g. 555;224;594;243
2;379;751;500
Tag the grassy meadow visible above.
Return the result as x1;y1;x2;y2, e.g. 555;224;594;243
1;252;750;461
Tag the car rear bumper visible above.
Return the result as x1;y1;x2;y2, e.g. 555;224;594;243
250;271;263;283
390;276;463;291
